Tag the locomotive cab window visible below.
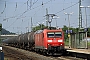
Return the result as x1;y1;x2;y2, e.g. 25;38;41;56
55;32;62;37
47;32;62;38
47;32;54;37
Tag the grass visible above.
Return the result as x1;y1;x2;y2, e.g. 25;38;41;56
88;42;90;46
65;39;69;46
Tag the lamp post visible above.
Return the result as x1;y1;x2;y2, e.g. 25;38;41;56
80;6;90;49
64;12;73;48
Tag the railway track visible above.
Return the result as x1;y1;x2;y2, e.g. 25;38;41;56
3;46;32;60
2;45;84;60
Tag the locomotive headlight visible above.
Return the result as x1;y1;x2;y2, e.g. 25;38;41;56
48;40;52;42
58;40;63;42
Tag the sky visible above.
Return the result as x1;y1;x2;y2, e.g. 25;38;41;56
0;0;90;34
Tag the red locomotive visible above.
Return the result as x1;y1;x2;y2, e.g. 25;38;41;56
2;28;65;55
34;29;65;55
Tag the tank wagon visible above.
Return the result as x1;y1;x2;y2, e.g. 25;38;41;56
3;29;66;55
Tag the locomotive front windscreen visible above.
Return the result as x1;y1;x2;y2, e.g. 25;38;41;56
47;32;62;38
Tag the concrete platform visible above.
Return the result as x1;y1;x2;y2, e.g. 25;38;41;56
65;46;90;54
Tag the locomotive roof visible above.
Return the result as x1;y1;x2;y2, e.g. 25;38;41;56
34;28;63;34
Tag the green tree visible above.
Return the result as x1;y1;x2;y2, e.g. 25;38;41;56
32;24;47;31
62;25;68;41
87;28;90;37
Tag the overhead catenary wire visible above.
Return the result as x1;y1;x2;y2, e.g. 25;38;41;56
28;0;81;27
55;0;84;14
33;0;84;27
2;0;54;21
2;0;30;21
3;0;79;23
5;0;55;29
3;0;39;20
1;1;6;14
55;2;78;14
3;0;87;33
16;0;53;20
12;0;52;19
6;0;53;20
39;0;89;29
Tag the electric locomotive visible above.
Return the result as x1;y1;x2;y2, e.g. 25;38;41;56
34;28;65;55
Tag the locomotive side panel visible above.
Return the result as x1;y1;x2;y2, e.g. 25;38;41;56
35;32;44;49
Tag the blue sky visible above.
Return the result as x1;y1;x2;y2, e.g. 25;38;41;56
0;0;90;34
